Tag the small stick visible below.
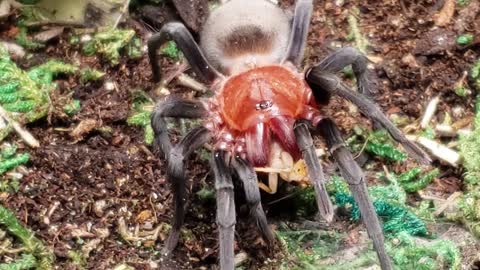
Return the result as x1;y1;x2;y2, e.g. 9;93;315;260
420;96;440;128
0;105;39;148
177;73;208;93
407;135;461;167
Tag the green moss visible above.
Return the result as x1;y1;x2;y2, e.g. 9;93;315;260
420;125;436;139
349;128;408;162
82;28;141;65
126;91;154;145
28;60;78;84
346;10;369;53
0;45;82;139
0;254;37;270
67;250;86;269
0;153;29;174
458;96;480;186
196;187;215;203
15;27;45;50
160;41;181;60
0;206;54;269
63;99;81;116
470;60;480;91
277;228;342;270
392;168;440;193
456;34;474;46
388;232;461;270
79;68;105;83
328;176;427;236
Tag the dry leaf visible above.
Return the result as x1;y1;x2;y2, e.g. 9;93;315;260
135;210;153;223
70;119;100;141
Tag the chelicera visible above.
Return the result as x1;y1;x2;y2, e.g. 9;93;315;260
148;1;431;269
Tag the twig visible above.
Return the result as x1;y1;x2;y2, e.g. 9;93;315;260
0;105;39;148
177;73;208;93
420;96;440;128
407;135;461;167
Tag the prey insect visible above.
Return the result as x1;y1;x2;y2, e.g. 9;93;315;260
148;0;430;269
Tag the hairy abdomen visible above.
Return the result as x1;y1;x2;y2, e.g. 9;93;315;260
200;0;291;75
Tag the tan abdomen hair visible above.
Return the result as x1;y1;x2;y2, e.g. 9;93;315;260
200;0;291;75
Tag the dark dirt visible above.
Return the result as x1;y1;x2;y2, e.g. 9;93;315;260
1;0;480;269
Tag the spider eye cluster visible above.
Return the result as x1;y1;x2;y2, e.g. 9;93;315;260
256;100;274;110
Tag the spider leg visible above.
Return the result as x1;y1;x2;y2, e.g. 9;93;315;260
212;151;236;270
317;118;392;270
294;120;334;222
163;126;212;255
305;70;431;164
314;47;372;96
231;156;275;244
148;22;221;83
283;0;313;66
151;97;207;160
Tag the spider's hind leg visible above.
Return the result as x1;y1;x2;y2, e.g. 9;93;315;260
317;118;393;270
148;22;221;83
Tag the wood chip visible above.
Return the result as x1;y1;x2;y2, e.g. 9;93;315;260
433;0;455;27
33;27;65;42
70;119;100;141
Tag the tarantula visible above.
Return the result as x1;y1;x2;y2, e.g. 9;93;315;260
148;1;430;269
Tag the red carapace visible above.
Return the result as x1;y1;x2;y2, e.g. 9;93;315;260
205;65;322;166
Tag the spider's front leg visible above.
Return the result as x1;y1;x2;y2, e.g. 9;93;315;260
294;121;334;222
212;151;236;270
151;97;207;159
305;68;431;164
151;98;211;254
313;47;373;97
318;118;393;270
148;22;221;83
232;157;275;244
162;126;211;255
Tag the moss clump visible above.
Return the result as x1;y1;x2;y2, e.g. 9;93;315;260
126;91;154;145
456;34;474;46
0;45;83;141
388;232;461;270
82;28;142;65
160;41;181;60
470;60;480;92
0;205;54;269
63;99;81;116
348;127;408;162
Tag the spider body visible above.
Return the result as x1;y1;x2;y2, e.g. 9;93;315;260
148;1;430;269
207;64;317;166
